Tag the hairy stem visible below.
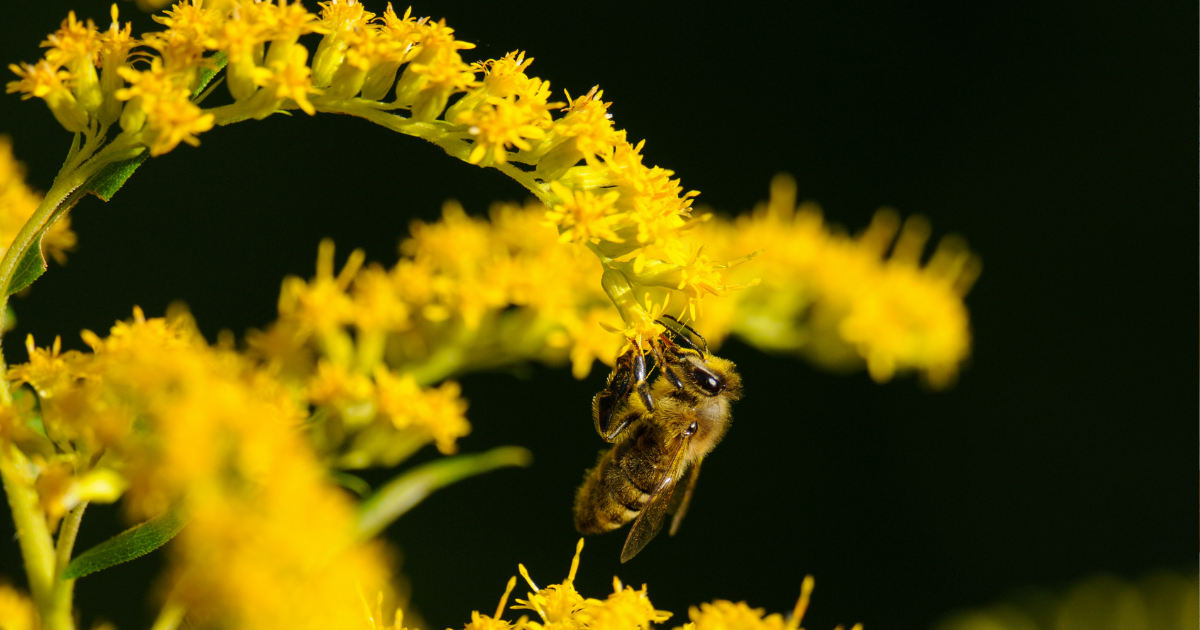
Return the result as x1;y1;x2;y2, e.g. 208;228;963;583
43;501;89;630
0;136;141;397
0;446;55;619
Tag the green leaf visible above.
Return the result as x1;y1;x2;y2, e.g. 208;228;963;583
84;152;150;202
356;446;531;539
6;148;148;297
62;506;187;580
193;51;227;99
7;239;52;297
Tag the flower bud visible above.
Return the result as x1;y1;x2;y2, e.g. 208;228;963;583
118;96;145;134
360;61;401;102
311;33;347;88
324;62;365;101
536;141;584;182
226;57;258;102
69;58;103;118
45;88;90;133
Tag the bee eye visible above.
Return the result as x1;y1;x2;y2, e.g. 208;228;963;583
690;366;724;396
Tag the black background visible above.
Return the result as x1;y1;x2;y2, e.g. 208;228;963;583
0;2;1193;629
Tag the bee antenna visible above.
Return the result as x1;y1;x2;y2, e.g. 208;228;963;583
657;316;708;355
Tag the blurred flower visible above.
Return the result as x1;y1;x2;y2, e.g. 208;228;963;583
696;174;980;388
0;584;37;630
933;572;1198;630
11;307;394;629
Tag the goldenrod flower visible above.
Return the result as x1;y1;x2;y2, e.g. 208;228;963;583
546;180;626;245
5;61;90;133
6;1;753;352
695;174;980;387
493;542;858;630
252;41;320;115
459;576;523;630
13;307;394;629
0;5;988;627
116;59;215;155
374;367;470;455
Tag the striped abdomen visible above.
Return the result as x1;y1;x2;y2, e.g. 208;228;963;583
574;420;674;534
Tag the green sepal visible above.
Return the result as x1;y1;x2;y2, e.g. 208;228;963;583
62;506;188;580
356;446;531;539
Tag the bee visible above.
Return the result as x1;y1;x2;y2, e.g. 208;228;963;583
574;315;742;562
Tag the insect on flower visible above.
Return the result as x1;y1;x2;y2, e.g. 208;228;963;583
574;315;743;562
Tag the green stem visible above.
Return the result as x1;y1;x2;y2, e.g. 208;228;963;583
44;501;88;630
0;135;141;397
0;446;55;617
320;103;556;203
149;601;186;630
54;502;86;576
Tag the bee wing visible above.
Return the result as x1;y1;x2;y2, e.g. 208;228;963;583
620;434;690;563
668;456;702;537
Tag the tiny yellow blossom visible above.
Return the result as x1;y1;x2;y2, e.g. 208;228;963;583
374;368;470;455
546;180;625;245
513;539;597;629
460;576;523;630
6;61;89;132
457;94;553;166
253;42;320;116
117;59;215;155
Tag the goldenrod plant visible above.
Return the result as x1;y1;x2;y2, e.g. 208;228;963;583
0;1;995;628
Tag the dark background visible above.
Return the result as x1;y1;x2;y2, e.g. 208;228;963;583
0;2;1193;629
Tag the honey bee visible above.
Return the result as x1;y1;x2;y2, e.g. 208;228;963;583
574;315;742;562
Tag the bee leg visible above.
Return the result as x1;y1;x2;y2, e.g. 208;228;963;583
594;347;654;440
661;314;709;355
650;340;685;391
602;409;644;443
633;350;655;412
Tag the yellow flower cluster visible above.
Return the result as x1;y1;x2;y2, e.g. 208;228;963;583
259;181;977;395
696;175;980;388
6;1;750;353
7;307;393;629
250;199;623;468
0;138;75;267
458;540;861;630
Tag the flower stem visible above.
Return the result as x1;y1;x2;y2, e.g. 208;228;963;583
43;501;89;630
0;136;141;399
149;600;186;630
0;445;56;620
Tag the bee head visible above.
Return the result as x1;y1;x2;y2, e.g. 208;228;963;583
683;354;741;400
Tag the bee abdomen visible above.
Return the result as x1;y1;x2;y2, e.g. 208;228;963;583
573;448;652;534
